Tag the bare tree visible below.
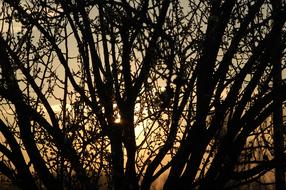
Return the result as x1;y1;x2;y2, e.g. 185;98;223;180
0;0;286;190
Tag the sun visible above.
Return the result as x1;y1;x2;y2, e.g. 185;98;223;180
114;115;121;124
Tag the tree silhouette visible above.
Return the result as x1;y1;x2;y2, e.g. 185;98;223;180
0;0;286;190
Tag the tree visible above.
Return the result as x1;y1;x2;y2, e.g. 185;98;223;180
0;0;286;190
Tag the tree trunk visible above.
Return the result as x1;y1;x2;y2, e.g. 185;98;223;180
273;79;285;190
110;125;124;190
272;28;285;190
123;122;139;190
271;2;285;188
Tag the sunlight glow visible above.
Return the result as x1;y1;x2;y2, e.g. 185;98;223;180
114;116;121;124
